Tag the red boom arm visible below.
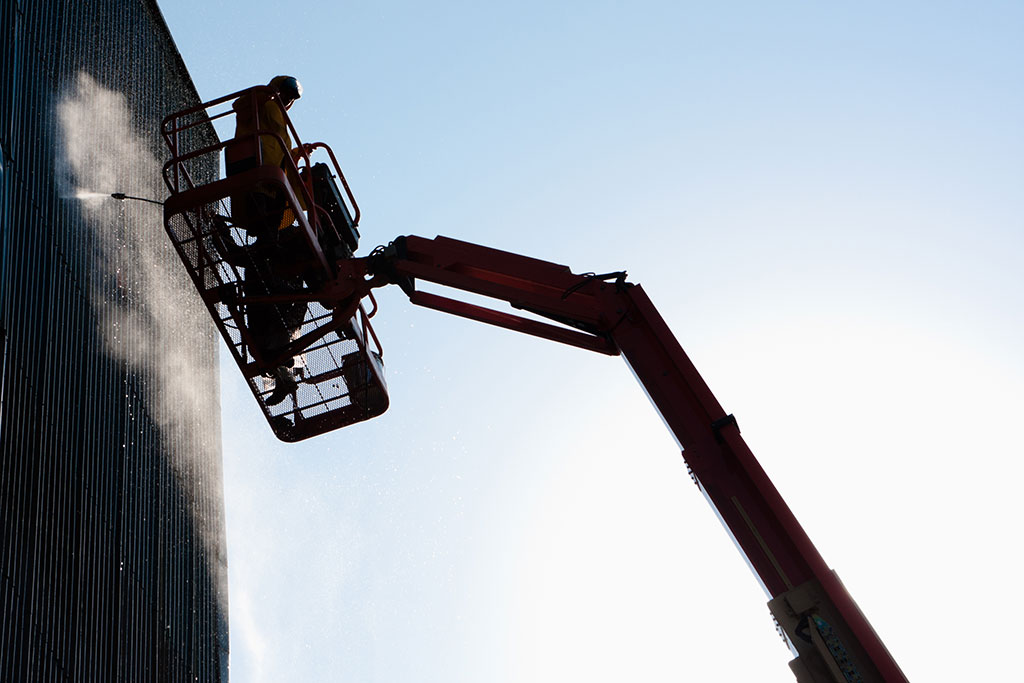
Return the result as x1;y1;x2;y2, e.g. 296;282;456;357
352;234;907;683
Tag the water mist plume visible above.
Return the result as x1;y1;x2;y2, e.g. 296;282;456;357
56;72;226;608
73;189;110;200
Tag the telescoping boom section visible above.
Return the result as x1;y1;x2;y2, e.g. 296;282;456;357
335;235;908;683
160;91;905;680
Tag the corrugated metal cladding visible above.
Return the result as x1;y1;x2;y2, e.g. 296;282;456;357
1;1;229;682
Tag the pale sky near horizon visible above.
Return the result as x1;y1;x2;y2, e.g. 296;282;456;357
158;2;1023;681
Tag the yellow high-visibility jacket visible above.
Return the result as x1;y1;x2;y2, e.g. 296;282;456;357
227;90;307;229
228;90;291;172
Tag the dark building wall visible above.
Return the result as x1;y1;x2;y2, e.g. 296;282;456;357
0;1;228;681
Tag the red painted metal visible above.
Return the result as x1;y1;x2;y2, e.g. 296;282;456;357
354;234;907;682
408;290;618;355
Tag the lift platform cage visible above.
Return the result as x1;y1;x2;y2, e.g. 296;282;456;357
161;86;388;441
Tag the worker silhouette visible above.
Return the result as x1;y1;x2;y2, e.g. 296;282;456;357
222;75;309;406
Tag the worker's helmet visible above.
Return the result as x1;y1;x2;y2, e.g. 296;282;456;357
269;75;303;108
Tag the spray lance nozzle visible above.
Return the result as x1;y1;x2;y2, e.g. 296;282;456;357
111;192;126;200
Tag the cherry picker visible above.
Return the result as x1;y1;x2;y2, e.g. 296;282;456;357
161;86;908;682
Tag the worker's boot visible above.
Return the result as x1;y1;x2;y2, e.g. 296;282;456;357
265;366;298;406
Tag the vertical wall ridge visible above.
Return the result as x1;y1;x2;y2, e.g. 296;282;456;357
0;1;228;681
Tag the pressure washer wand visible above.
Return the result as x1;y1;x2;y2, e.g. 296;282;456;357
111;192;164;206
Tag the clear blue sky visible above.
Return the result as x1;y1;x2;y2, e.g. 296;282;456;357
157;2;1023;681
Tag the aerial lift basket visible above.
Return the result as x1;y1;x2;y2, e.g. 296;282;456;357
160;87;388;441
